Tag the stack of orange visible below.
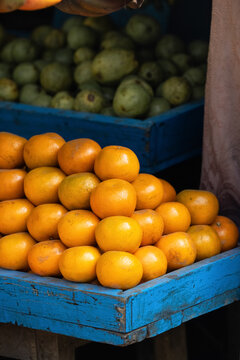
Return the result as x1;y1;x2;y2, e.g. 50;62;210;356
0;131;238;290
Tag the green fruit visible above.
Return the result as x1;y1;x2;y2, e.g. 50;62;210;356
44;29;66;49
74;89;105;113
31;93;52;107
73;47;96;64
12;38;38;63
62;16;84;33
19;84;45;104
101;106;116;116
0;63;12;79
155;34;185;59
162;76;192;106
83;16;114;34
0;78;18;101
78;80;102;93
74;60;94;85
113;82;153;118
92;49;138;84
183;67;206;86
51;91;74;110
0;0;25;12
188;40;208;64
125;14;161;45
192;85;205;100
40;62;73;93
1;41;15;63
171;53;192;73
119;75;154;97
31;25;52;46
138;61;164;86
54;48;73;65
13;62;39;86
157;58;178;79
100;33;135;51
67;26;97;50
147;97;171;117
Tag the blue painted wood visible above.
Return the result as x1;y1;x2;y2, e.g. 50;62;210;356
0;247;239;346
0;99;204;173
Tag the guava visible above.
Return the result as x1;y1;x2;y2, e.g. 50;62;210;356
78;79;102;93
119;75;154;97
0;63;12;79
113;82;153;118
40;62;73;93
62;16;84;33
19;84;45;104
138;61;164;86
192;85;205;100
162;76;192;106
183;67;206;86
100;33;135;51
13;62;39;86
31;93;52;107
67;25;97;50
147;97;171;117
171;53;192;73
101;106;116;116
74;60;94;85
1;41;15;63
31;25;52;46
34;59;50;72
155;34;185;59
188;40;208;64
44;29;66;49
51;91;74;110
11;38;38;63
125;14;161;45
74;89;105;113
0;78;18;101
83;16;114;34
73;47;96;64
92;49;138;84
157;58;178;79
54;48;73;65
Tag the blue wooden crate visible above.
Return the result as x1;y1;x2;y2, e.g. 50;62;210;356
0;99;204;173
0;247;239;346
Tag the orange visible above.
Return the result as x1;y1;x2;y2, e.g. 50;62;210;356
95;216;142;253
0;169;27;200
96;251;143;290
187;225;222;261
0;132;27;169
24;166;65;206
58;210;99;247
90;178;136;219
211;215;239;252
94;145;140;182
0;232;36;271
155;232;197;271
0;199;34;234
58;138;101;175
134;245;167;282
23;132;65;169
155;202;191;234
159;179;177;203
131;209;164;246
27;240;66;277
59;246;101;282
58;172;100;210
19;0;61;11
27;203;67;242
176;189;219;225
131;173;164;210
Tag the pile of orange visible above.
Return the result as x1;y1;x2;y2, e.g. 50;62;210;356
0;131;239;290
